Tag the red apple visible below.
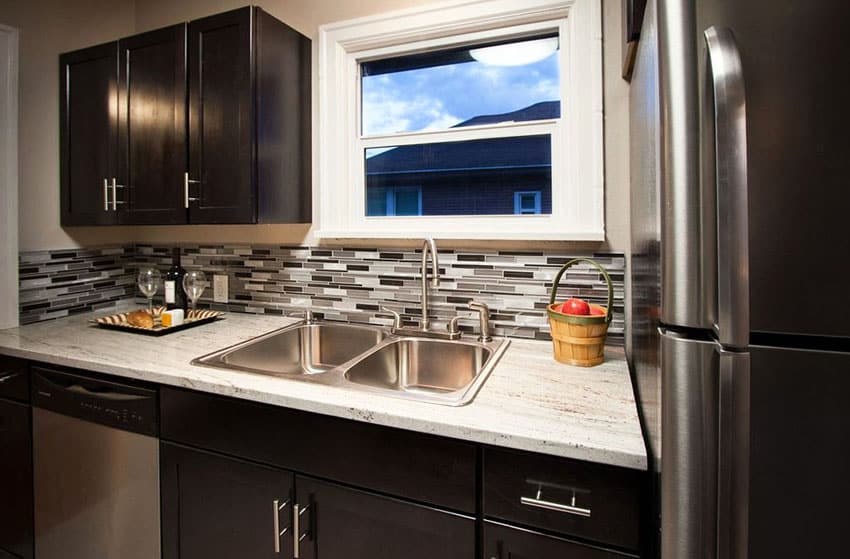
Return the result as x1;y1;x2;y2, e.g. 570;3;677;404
561;298;590;315
589;306;605;316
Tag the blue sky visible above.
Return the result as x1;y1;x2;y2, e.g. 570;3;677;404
361;51;560;137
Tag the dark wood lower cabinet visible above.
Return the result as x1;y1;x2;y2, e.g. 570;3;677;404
294;476;475;559
0;398;33;559
483;521;636;559
160;442;294;559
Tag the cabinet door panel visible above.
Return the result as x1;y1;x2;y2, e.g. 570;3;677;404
60;42;118;226
0;399;33;559
118;24;186;224
160;443;293;559
187;7;254;223
295;476;475;559
483;521;634;559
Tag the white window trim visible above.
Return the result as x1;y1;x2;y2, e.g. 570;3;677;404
317;0;604;241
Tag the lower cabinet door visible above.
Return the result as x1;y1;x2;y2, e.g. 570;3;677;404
294;475;475;559
483;521;636;559
161;442;294;559
0;399;33;559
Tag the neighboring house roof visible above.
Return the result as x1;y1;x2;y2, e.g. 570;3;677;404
366;101;559;176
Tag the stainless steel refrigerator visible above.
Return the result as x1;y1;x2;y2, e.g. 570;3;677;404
627;1;850;558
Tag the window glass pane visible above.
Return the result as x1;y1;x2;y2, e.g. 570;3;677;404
366;186;388;216
361;34;560;136
394;188;421;216
365;136;552;217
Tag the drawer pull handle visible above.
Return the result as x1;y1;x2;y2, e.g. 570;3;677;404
521;486;591;518
0;372;21;384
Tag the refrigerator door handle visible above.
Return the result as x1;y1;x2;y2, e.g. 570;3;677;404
704;26;750;349
717;350;750;559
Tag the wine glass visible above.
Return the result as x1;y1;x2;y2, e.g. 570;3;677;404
182;270;207;312
137;267;161;312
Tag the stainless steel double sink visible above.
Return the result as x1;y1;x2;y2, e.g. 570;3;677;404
192;321;509;406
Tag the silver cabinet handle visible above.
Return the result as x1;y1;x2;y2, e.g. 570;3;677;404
293;503;310;558
521;483;591;518
273;499;290;554
103;178;110;211
184;172;200;208
111;178;126;211
292;503;300;558
704;26;749;349
520;495;591;518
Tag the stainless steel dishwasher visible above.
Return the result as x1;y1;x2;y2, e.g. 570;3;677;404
31;367;161;559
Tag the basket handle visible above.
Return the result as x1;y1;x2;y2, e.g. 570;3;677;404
548;258;614;324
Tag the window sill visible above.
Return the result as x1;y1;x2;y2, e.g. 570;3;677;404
315;229;605;241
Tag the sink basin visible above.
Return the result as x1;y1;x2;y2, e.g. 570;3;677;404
193;320;509;405
342;337;508;406
193;322;387;376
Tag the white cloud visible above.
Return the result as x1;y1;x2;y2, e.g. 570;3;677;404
362;80;461;135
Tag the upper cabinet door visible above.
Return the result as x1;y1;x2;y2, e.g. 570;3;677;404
60;42;119;226
187;7;255;224
118;24;187;225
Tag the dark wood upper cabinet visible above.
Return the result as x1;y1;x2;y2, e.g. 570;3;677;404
60;42;119;226
60;7;311;226
118;24;187;225
187;6;310;224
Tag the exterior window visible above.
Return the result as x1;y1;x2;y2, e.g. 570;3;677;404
367;186;423;216
514;191;542;214
319;0;604;240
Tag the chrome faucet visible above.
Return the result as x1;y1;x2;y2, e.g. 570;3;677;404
420;237;440;331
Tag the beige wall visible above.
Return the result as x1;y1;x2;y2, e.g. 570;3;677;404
8;0;629;252
1;0;142;251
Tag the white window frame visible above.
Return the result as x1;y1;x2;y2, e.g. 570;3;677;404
514;190;542;214
317;0;604;241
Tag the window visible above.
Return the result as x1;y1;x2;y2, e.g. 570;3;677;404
514;191;542;214
367;186;423;216
318;0;604;240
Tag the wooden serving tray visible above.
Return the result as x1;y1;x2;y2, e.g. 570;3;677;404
92;307;225;336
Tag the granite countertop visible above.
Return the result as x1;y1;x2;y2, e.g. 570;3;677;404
0;309;646;470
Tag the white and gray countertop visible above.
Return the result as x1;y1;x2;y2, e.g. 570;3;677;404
0;309;647;470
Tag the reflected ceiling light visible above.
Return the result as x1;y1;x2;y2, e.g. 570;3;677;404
470;37;558;66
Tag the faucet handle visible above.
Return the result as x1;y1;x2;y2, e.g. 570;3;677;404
291;307;316;324
379;306;403;330
447;316;462;336
468;301;492;342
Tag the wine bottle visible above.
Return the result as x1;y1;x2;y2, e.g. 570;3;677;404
163;247;187;311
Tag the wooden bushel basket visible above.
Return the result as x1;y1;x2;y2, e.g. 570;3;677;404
546;258;613;367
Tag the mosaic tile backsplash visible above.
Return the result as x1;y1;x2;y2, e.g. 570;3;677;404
21;244;625;343
19;246;136;324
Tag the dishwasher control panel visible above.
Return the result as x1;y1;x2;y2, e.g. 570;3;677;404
31;366;158;436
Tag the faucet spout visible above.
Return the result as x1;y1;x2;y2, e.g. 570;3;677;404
421;238;440;330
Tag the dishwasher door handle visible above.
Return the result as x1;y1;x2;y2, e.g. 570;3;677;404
34;371;154;402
